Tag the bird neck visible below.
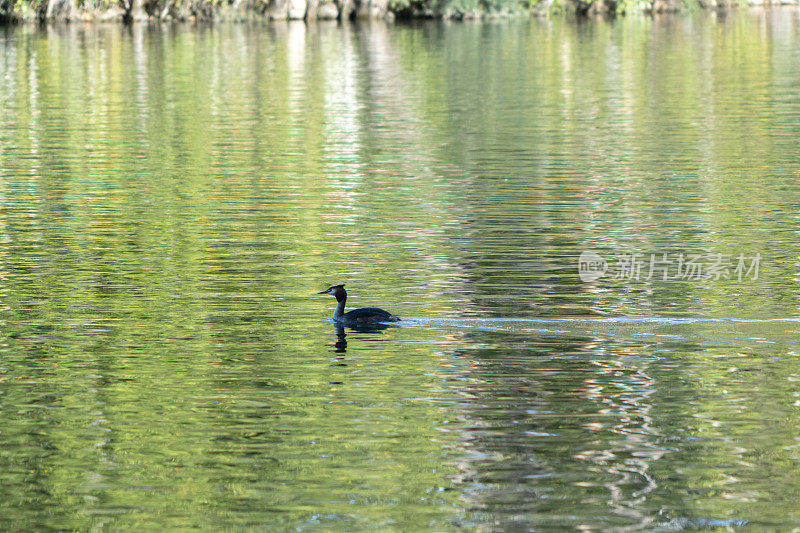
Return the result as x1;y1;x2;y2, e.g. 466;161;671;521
333;293;346;319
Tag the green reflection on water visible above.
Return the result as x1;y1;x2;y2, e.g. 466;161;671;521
1;11;800;530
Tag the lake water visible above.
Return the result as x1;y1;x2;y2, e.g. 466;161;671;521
2;11;800;530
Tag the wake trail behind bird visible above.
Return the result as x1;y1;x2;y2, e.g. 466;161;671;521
396;317;800;347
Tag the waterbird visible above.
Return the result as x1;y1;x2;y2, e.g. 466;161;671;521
318;284;400;325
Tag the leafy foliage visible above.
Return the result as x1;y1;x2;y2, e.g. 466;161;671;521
0;0;708;23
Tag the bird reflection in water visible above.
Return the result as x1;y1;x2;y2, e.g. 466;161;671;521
333;324;348;354
327;322;396;356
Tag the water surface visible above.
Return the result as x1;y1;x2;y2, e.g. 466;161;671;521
2;12;800;529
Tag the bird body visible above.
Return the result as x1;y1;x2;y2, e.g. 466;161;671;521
318;284;400;325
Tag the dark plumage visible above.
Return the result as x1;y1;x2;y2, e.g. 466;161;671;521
318;284;400;325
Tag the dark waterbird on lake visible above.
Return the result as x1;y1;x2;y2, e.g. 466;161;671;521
318;284;400;325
